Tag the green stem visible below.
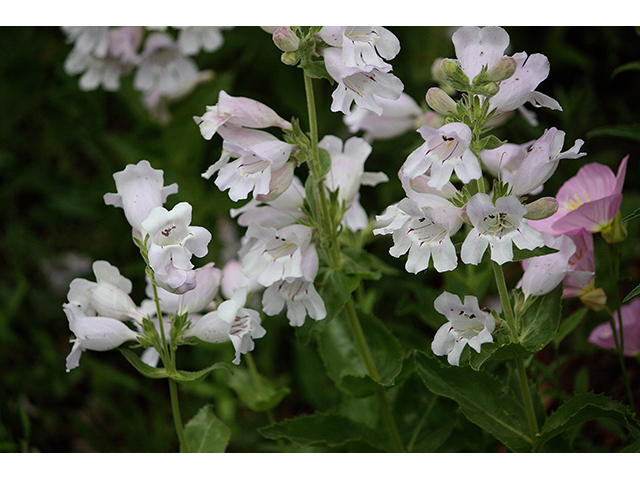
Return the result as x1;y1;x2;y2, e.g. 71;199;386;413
302;68;404;452
169;379;188;452
345;299;406;453
607;243;636;413
492;261;539;441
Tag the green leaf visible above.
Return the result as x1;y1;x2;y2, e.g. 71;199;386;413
468;341;531;371
258;412;382;449
393;372;458;452
316;306;406;397
623;283;640;303
535;393;640;450
553;307;588;347
341;248;398;280
184;404;231;453
622;206;640;225
587;124;640;143
300;60;333;83
119;348;231;384
611;61;640;79
225;366;290;412
318;269;360;324
518;285;562;353
415;350;532;452
512;245;559;262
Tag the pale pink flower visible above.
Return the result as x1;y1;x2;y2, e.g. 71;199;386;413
562;230;596;299
403;122;481;190
319;135;388;232
519;233;577;299
319;26;400;72
588;298;640;357
431;292;495;366
67;260;143;323
344;92;423;141
104;160;178;238
186;287;266;364
322;46;404;116
529;156;628;236
461;193;544;265
141;202;212;293
64;303;139;372
194;90;292;141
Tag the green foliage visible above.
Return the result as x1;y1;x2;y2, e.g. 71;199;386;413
184;404;231;453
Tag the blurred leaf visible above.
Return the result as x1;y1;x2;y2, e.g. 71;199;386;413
622;206;640;225
553;307;588;347
623;283;640;303
225;366;290;412
415;350;532;452
119;348;231;384
184;404;231;453
518;285;562;353
258;412;381;449
317;269;360;324
611;61;640;79
587;124;640;143
535;393;640;450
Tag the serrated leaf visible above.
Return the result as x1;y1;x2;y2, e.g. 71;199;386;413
316;306;406;397
225;366;290;412
258;412;382;449
535;393;640;449
119;348;231;384
415;350;532;452
517;285;562;353
184;404;231;453
318;269;360;324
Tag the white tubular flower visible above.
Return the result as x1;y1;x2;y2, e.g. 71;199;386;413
431;292;495;366
452;26;510;82
374;197;459;273
64;303;139;372
263;279;326;327
186;287;266;364
141;202;212;293
344;92;423;141
62;26;111;58
240;223;314;287
67;260;143;323
231;176;306;230
507;127;586;197
320;26;400;72
220;259;263;300
322;47;404;116
461;193;544;265
104;160;178;238
147;262;222;315
519;233;577;299
194;90;292;141
402;122;481;190
176;26;227;55
320;135;388;232
133;32;199;95
202;125;294;202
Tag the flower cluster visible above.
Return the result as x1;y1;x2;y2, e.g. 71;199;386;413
62;26;231;122
64;160;266;370
317;27;404;116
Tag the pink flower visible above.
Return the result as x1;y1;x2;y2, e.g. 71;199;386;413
588;298;640;357
530;156;628;236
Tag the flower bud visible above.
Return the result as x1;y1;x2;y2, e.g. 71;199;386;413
476;81;500;97
425;87;457;116
580;287;607;312
601;211;627;244
281;51;299;66
272;27;299;52
524;197;559;220
486;56;517;83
